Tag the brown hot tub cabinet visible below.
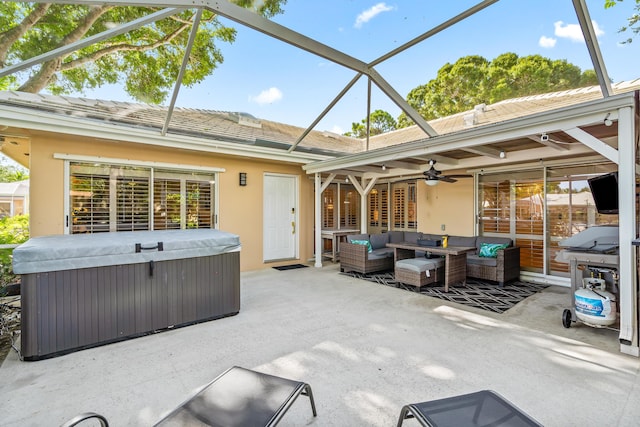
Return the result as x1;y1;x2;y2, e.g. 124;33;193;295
13;229;241;361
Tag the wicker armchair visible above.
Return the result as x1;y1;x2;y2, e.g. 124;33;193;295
466;246;520;286
340;242;394;274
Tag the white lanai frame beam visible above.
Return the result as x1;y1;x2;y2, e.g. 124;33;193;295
18;0;438;139
198;0;439;138
573;0;613;97
162;8;203;135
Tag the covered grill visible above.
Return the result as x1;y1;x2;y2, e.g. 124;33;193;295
13;229;241;361
556;225;619;328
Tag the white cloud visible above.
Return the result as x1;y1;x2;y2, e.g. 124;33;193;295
354;3;394;29
329;125;344;135
554;20;604;42
249;87;283;105
539;36;557;48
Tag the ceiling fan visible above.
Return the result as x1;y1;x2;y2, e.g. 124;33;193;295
422;159;470;186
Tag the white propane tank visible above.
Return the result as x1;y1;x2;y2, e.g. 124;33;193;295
574;278;617;327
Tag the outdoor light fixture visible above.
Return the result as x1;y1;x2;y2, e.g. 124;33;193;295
239;172;247;186
345;177;349;183
425;179;439;186
604;113;613;127
540;133;549;142
499;150;506;159
382;164;386;171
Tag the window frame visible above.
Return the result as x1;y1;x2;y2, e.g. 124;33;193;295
62;156;222;234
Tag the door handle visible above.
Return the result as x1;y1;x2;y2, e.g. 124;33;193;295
291;221;296;234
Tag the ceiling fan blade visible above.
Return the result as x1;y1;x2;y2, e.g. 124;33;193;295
440;176;458;183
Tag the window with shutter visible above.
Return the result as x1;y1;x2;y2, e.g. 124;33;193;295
393;186;405;229
115;170;150;232
407;183;417;229
369;189;379;227
154;178;182;230
340;187;359;228
186;180;213;228
70;164;111;234
322;187;335;228
380;188;388;228
69;162;216;234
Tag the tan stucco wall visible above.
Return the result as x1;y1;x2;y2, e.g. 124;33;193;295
28;132;315;272
417;179;475;236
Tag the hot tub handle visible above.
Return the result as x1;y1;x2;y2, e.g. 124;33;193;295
135;242;164;253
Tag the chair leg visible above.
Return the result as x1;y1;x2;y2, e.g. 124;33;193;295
302;384;318;417
396;405;411;427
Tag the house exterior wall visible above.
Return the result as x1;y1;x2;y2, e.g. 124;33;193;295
27;132;314;272
417;179;475;236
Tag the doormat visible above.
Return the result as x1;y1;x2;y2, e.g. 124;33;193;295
273;264;309;271
341;271;548;314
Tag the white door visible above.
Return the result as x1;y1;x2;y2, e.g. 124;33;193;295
264;173;298;261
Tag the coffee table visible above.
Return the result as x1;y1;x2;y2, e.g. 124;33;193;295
386;242;476;292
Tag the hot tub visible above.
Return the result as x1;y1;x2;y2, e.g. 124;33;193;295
13;229;241;361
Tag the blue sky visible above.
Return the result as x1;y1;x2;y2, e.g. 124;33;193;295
85;0;640;135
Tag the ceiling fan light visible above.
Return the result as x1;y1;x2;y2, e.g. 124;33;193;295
425;179;439;186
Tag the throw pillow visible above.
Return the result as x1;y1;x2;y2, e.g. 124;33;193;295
479;242;509;258
350;239;372;253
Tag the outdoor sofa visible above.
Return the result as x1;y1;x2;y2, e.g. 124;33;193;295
340;231;423;274
340;231;520;286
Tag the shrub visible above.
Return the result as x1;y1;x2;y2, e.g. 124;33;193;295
0;214;29;290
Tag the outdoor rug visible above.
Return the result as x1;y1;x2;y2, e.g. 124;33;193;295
273;264;309;271
341;271;548;314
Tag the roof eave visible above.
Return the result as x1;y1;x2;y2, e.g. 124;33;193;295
0;104;333;164
303;91;637;174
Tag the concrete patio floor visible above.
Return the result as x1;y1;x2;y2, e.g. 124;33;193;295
1;263;640;426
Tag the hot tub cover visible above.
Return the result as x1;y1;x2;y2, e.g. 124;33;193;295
13;229;241;274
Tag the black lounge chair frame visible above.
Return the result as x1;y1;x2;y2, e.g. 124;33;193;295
154;366;317;427
397;389;542;427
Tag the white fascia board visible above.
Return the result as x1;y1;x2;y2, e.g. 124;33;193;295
303;92;636;174
0;105;332;164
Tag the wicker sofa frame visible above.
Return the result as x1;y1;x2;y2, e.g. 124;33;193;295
339;241;394;274
466;246;521;286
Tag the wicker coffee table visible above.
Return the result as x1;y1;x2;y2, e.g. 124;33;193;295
386;242;475;292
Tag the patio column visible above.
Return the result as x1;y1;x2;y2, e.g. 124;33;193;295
314;173;323;268
617;105;638;356
347;175;377;233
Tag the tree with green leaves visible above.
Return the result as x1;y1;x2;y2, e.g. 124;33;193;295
345;109;397;138
397;53;598;127
0;1;286;103
0;156;28;182
605;0;640;43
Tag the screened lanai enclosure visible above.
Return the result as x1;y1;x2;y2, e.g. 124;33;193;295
1;0;639;357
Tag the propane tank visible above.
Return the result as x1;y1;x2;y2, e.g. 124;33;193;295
574;277;617;327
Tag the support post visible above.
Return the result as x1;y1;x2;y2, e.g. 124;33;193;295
617;106;638;356
314;173;323;268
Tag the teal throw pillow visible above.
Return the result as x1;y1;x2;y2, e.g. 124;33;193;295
351;239;372;253
479;242;509;258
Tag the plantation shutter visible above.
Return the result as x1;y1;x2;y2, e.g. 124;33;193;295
369;189;379;227
70;165;110;234
393;186;405;228
340;187;359;228
407;183;417;229
154;178;182;230
115;172;150;232
322;187;335;228
380;188;388;228
186;180;213;228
